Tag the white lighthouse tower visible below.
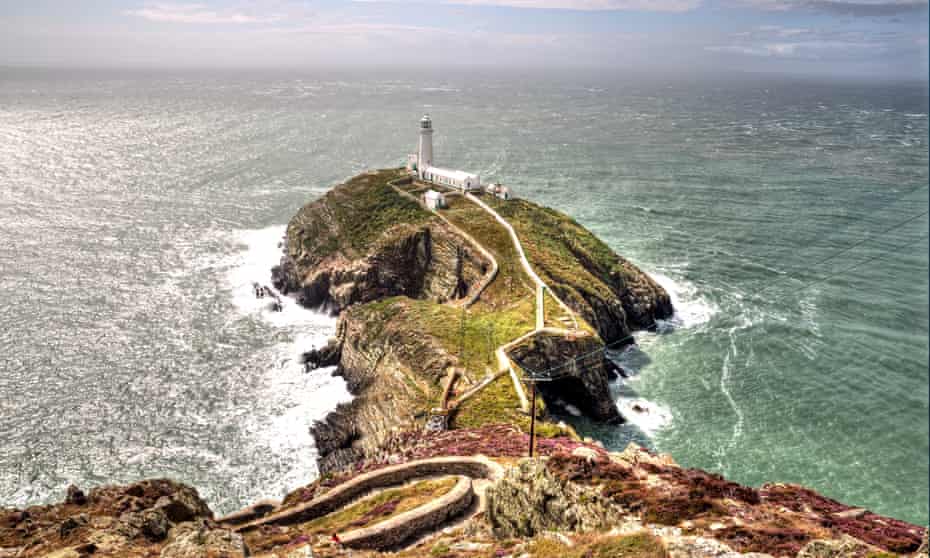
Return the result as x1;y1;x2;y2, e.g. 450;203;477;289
406;114;483;192
417;114;433;179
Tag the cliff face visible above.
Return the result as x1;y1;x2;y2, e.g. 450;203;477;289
311;299;458;474
272;171;489;313
507;332;621;423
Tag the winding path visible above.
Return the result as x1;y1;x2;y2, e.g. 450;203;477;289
231;456;504;551
398;180;589;410
227;177;605;555
463;192;580;331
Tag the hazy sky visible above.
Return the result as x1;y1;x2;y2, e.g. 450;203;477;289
1;0;927;78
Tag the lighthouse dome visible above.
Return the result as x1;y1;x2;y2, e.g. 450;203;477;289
420;115;432;129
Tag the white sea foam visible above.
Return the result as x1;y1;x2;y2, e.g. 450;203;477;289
609;347;673;436
650;272;717;329
227;225;336;331
224;225;350;499
615;389;673;436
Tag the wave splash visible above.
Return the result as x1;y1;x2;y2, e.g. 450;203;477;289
650;272;717;329
223;225;351;505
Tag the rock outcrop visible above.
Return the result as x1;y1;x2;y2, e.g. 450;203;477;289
0;479;242;558
486;458;622;537
160;521;247;558
280;171;674;470
506;331;621;422
311;299;458;474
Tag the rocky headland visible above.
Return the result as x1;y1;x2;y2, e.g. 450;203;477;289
3;169;925;558
272;168;672;473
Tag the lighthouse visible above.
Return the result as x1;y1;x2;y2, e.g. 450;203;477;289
406;115;482;191
417;114;433;178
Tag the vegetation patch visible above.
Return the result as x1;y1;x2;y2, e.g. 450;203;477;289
641;462;760;505
298;477;458;536
761;484;925;554
288;168;435;262
448;375;562;436
525;531;667;558
716;524;815;557
580;531;668;558
380;424;589;461
480;194;671;337
547;454;737;526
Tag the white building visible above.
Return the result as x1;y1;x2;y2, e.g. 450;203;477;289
485;183;512;200
423;189;447;210
406;115;481;191
421;167;481;190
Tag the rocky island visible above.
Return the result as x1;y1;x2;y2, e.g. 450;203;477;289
272;168;673;473
1;169;925;558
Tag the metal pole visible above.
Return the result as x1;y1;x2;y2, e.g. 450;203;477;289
528;380;537;458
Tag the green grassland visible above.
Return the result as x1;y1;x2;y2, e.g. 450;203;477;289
288;168;435;262
482;195;630;317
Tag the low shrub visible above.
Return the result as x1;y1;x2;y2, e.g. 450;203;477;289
716;524;813;557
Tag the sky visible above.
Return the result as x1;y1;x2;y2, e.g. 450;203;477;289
0;0;927;78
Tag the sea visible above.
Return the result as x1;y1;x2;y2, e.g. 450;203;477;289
0;68;926;524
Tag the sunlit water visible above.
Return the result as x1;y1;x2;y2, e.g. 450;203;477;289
0;69;926;523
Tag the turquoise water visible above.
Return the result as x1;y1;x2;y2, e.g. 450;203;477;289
0;69;926;522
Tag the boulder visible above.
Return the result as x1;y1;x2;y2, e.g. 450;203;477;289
301;339;341;371
570;446;601;462
160;521;248;558
65;485;87;506
121;508;170;541
154;490;213;523
665;535;774;558
58;514;88;538
486;458;622;537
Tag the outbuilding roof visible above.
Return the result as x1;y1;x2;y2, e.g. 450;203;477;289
423;166;479;181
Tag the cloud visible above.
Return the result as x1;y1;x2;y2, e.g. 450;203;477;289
354;0;702;11
807;0;928;15
727;0;928;16
125;3;282;24
706;40;885;58
705;24;907;59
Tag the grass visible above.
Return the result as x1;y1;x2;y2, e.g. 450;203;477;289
450;374;520;428
298;477;458;535
440;193;594;335
289;168;435;262
450;375;563;437
524;532;668;558
440;195;532;309
484;195;621;295
479;193;667;335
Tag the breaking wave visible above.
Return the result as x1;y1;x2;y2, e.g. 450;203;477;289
650;272;718;329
